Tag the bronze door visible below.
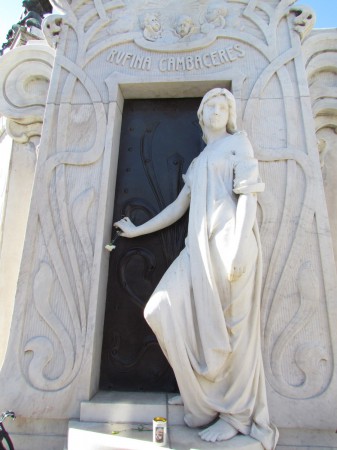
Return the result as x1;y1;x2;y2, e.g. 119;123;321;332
100;97;203;391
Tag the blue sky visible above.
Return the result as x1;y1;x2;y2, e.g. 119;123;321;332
304;0;337;28
0;1;336;45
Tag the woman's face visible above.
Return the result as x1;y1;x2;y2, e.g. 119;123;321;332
202;95;229;132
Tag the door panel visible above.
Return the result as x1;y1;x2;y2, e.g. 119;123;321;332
100;98;203;391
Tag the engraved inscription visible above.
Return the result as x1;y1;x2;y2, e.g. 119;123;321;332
107;44;245;72
159;44;245;72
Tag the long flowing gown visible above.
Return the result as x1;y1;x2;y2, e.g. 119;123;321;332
144;131;278;450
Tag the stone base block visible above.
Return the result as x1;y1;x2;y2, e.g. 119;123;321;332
5;417;68;450
78;392;337;450
68;421;263;450
277;427;337;449
10;434;67;450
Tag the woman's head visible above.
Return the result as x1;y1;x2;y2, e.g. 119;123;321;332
198;88;237;143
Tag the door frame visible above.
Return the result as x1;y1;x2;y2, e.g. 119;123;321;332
86;74;245;398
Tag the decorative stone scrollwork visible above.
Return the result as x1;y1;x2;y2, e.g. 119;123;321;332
304;36;337;155
25;262;80;391
290;5;316;40
0;0;336;427
302;29;337;265
0;43;54;143
265;261;330;399
6;119;43;144
43;14;64;48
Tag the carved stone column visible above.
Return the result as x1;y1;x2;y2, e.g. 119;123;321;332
0;43;55;371
302;29;337;265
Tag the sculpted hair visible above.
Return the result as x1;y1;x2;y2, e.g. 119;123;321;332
197;88;237;143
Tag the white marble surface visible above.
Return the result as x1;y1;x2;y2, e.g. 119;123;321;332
77;392;337;449
0;1;337;448
113;88;276;447
0;138;37;367
68;420;337;450
68;421;264;450
81;391;184;426
302;28;337;267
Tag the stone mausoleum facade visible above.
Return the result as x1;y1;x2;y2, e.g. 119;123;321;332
0;1;337;449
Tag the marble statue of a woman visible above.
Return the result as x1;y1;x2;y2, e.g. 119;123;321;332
114;88;279;449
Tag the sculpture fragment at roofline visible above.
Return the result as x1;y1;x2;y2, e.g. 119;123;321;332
0;0;52;56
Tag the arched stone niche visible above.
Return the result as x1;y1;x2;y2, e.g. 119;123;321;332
0;0;336;435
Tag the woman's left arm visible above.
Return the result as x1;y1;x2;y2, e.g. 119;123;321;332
228;193;257;282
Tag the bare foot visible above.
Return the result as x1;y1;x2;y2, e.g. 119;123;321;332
198;418;238;442
168;395;183;405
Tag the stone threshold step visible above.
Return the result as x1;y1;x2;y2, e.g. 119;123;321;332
68;421;263;450
80;391;184;425
78;392;337;449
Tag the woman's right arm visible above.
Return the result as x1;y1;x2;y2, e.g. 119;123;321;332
114;184;190;238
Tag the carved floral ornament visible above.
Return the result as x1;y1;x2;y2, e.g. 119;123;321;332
0;0;314;144
45;0;312;54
